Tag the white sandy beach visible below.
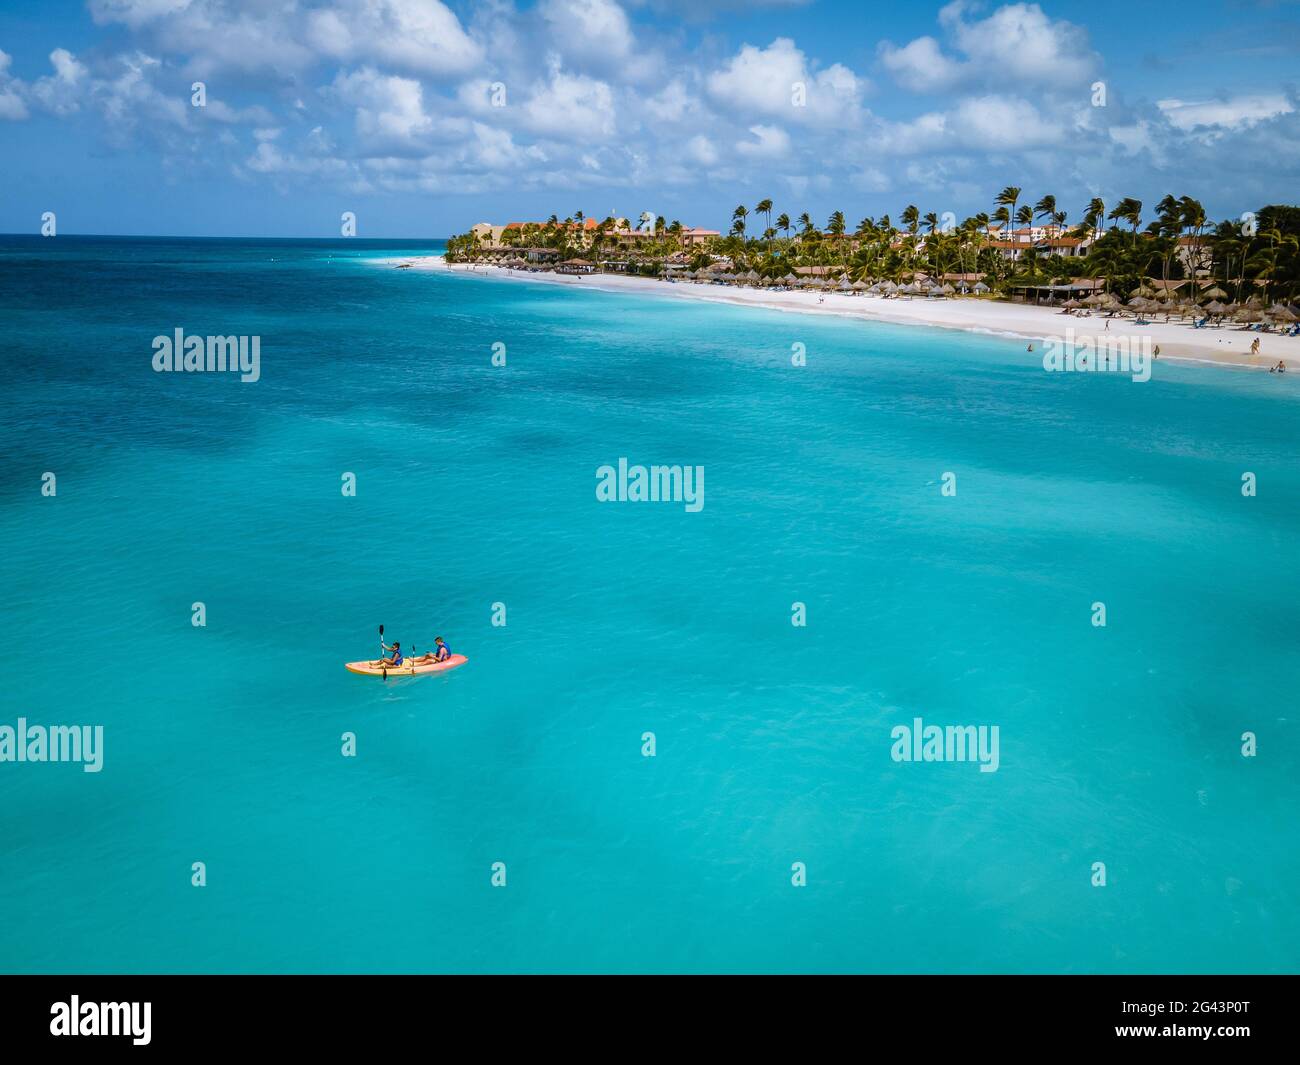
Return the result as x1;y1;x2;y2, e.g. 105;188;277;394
396;256;1300;373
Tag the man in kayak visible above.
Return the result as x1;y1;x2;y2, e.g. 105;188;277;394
411;637;452;664
374;639;404;668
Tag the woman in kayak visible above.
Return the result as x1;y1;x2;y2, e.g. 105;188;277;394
410;637;452;664
374;639;404;667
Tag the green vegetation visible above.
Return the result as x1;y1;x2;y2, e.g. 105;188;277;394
446;192;1300;302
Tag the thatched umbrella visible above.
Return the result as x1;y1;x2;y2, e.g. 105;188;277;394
1199;285;1227;301
852;280;869;291
745;270;761;282
1268;304;1297;322
1063;298;1082;309
1234;308;1263;322
973;281;990;294
1204;300;1227;314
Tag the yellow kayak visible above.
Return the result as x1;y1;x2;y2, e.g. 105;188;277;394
345;654;468;677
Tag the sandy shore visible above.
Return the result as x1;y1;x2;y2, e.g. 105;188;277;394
393;256;1300;372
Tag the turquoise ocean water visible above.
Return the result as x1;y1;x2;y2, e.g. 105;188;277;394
0;236;1296;973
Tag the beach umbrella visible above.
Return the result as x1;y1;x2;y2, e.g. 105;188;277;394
746;270;761;282
940;283;956;295
1062;298;1082;309
852;280;869;291
1268;304;1297;322
973;282;990;294
1199;285;1227;301
1234;308;1263;322
1204;300;1226;314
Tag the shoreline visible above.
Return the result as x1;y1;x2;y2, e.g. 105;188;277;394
393;256;1300;373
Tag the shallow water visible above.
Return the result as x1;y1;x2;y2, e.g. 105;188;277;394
0;236;1296;973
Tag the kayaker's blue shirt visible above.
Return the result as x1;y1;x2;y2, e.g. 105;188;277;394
437;643;451;659
391;650;404;665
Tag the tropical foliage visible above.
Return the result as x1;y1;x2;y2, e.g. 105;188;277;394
446;192;1300;301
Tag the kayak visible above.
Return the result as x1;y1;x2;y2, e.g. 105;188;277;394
344;654;468;677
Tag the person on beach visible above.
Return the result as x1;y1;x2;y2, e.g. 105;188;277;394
1153;345;1160;359
375;640;404;667
1251;338;1261;357
1270;360;1286;374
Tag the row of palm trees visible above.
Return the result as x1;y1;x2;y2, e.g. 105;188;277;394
447;193;1300;301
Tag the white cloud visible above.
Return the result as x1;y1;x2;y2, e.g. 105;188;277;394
684;134;718;166
330;67;455;151
644;80;701;125
871;94;1061;154
735;123;790;159
878;37;960;94
707;37;864;126
521;66;616;141
0;48;30;120
950;94;1062;149
307;0;483;78
881;3;1098;94
540;0;633;62
1157;94;1293;132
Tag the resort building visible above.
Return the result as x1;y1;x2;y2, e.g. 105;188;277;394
1177;236;1212;276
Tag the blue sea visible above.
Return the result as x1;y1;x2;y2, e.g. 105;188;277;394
0;235;1296;974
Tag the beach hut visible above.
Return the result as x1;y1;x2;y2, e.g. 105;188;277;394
972;281;990;294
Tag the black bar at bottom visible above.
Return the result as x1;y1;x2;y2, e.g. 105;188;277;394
0;974;1290;1051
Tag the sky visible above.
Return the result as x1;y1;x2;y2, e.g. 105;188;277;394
0;0;1297;237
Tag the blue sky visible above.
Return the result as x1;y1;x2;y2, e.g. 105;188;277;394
1;0;1297;236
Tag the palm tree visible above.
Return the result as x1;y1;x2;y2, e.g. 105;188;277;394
827;210;847;272
755;199;774;254
1109;198;1143;248
995;186;1022;241
776;213;791;242
731;204;748;239
1084;197;1105;236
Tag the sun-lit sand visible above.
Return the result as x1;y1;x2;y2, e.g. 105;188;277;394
395;256;1300;373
